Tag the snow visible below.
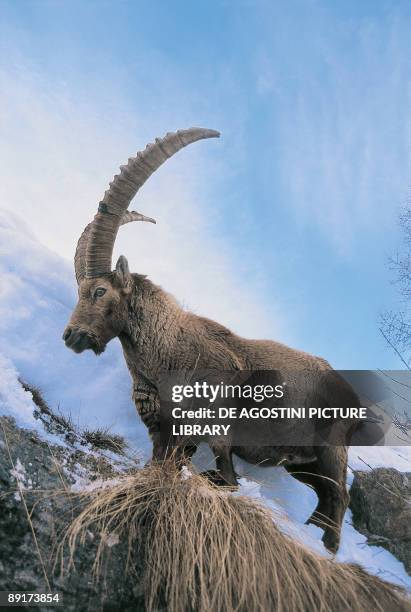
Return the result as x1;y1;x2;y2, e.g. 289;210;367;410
8;457;33;502
0;354;37;428
235;472;411;589
0;208;410;589
105;533;120;548
66;462;126;494
349;446;411;472
232;457;411;589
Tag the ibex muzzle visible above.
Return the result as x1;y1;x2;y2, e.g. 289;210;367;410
63;327;95;353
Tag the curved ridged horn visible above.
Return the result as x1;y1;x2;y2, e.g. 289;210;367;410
85;127;220;278
75;211;155;283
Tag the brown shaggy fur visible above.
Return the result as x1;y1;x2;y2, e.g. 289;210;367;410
61;462;410;612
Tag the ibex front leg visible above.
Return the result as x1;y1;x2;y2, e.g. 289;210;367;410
132;381;166;461
133;381;196;464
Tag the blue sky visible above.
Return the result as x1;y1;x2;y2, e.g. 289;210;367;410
2;0;411;369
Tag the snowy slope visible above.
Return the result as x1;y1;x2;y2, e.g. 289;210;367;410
0;208;410;589
0;209;151;454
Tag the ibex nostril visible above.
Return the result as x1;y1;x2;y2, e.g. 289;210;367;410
63;328;72;341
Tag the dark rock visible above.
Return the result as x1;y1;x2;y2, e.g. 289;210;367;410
350;468;411;574
0;416;144;611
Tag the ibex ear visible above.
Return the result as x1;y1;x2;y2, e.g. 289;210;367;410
114;255;131;288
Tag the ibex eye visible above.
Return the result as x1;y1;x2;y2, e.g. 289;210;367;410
94;288;106;298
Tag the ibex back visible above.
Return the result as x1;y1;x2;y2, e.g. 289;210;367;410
63;127;357;552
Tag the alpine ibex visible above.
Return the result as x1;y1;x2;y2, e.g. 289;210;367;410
63;127;358;552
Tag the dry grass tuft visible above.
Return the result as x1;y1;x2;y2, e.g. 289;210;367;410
82;428;128;454
19;378;128;454
61;461;410;612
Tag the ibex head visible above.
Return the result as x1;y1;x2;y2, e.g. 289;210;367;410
63;128;220;355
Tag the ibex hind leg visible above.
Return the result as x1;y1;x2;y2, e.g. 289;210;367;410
285;446;349;553
284;460;333;531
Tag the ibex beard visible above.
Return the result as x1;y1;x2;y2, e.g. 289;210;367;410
63;127;358;553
